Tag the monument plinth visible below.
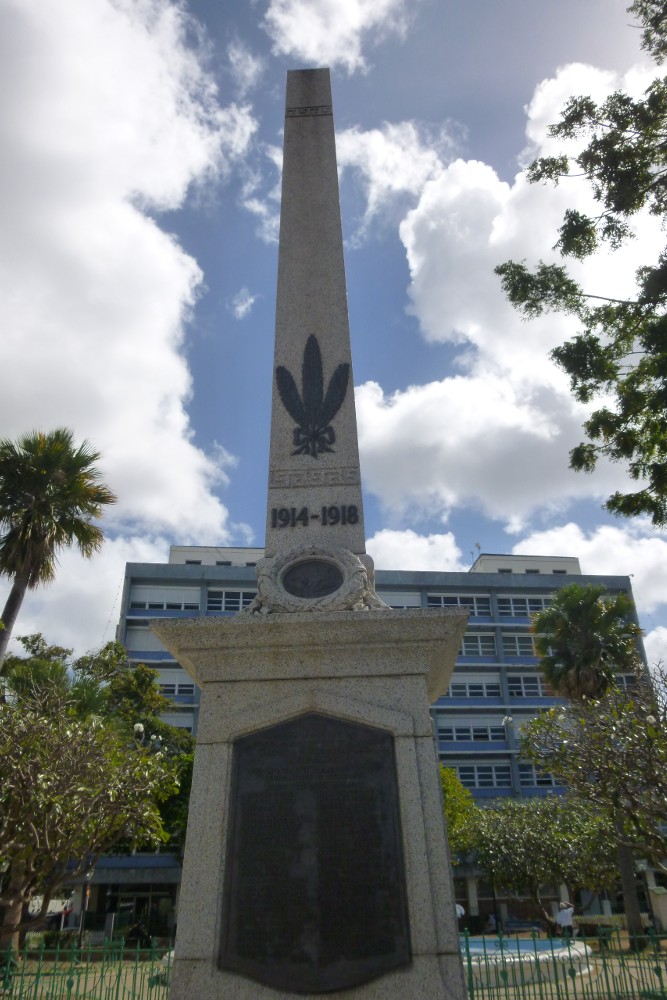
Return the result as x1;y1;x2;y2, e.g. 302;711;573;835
155;68;468;1000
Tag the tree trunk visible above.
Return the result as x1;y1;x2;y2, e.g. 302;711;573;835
0;573;29;667
615;823;644;948
0;860;26;957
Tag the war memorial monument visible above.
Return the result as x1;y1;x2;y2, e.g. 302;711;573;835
153;68;469;999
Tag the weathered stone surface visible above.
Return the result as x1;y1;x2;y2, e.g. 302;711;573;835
267;69;365;557
156;606;467;999
151;606;467;702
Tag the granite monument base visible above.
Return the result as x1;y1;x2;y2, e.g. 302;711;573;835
153;608;468;1000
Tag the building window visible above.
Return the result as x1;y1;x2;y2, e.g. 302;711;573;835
525;568;540;574
160;684;176;696
128;586;200;612
518;762;562;787
552;569;566;575
507;673;550;698
185;560;202;565
460;633;497;656
216;560;232;566
497;596;551;617
447;679;502;698
456;764;512;789
498;568;512;574
207;589;257;612
439;724;506;742
428;594;491;616
502;633;536;656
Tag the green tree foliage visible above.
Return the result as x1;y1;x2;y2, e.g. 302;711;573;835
531;583;642;699
521;669;667;873
466;796;618;922
0;429;116;661
1;636;195;903
496;2;667;526
439;765;475;856
530;582;646;940
0;688;178;952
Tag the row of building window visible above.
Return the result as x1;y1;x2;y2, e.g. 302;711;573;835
427;594;552;617
446;675;550;698
131;590;551;618
206;590;256;612
159;683;195;698
130;588;258;613
454;763;561;789
130;599;200;611
439;724;506;742
459;633;537;657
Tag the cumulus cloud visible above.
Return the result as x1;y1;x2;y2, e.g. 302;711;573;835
8;535;171;657
0;0;257;540
351;61;663;528
511;522;667;617
367;529;467;572
337;121;458;236
262;0;414;74
0;0;257;652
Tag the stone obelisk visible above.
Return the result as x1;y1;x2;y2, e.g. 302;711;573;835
266;69;365;559
153;69;467;1000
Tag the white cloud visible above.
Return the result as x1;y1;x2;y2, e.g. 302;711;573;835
228;39;265;97
230;287;258;319
262;0;414;74
511;522;667;617
644;627;667;670
0;0;257;543
5;535;171;658
350;61;663;528
367;529;467;572
337;121;457;237
0;0;257;651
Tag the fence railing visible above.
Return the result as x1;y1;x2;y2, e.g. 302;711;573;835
462;927;667;999
1;938;172;999
2;929;666;999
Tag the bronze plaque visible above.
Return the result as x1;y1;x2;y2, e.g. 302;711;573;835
220;713;411;993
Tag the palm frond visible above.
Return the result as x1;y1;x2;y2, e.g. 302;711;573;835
321;363;350;426
302;335;324;427
276;366;307;426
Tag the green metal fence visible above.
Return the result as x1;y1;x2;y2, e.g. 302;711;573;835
462;928;667;999
0;939;172;999
2;929;666;998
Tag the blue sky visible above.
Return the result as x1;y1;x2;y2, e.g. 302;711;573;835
2;0;667;663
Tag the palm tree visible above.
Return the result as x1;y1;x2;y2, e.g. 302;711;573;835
532;583;642;699
0;429;116;664
531;582;645;944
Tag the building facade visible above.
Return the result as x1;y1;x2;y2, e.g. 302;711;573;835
98;547;646;934
118;546;642;799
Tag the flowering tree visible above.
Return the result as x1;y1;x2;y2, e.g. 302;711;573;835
466;795;618;922
0;689;178;954
521;669;667;871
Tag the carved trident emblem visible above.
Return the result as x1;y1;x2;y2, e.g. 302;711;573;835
276;335;350;458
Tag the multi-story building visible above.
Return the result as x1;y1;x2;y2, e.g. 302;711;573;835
88;546;644;936
118;546;642;798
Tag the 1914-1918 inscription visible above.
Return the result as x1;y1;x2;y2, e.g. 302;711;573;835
219;714;411;993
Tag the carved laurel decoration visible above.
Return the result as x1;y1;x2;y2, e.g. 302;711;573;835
276;336;349;458
243;545;388;615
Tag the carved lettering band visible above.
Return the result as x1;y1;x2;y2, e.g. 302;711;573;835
286;105;333;117
269;467;360;488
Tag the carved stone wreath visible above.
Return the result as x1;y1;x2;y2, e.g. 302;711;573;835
243;544;388;615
